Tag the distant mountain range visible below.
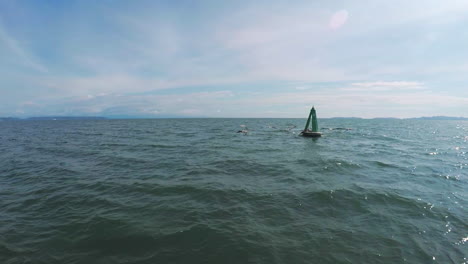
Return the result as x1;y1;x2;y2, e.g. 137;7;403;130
0;116;107;121
327;116;468;120
405;116;468;120
0;115;189;120
1;115;467;121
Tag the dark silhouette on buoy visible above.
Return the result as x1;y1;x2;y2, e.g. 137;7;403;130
300;107;322;137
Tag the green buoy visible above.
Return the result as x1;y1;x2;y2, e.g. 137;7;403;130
300;107;322;137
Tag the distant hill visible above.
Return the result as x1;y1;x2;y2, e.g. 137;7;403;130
326;117;363;120
327;116;468;120
0;115;197;120
1;115;467;121
22;116;107;120
103;114;191;119
0;117;21;121
371;117;400;120
406;116;468;120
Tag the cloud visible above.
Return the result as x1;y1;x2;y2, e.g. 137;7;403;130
8;81;468;118
12;90;236;117
217;7;327;50
1;1;468;118
342;81;425;91
237;89;468;118
0;20;48;73
329;10;349;30
179;109;202;115
34;73;243;99
295;86;309;90
352;81;424;87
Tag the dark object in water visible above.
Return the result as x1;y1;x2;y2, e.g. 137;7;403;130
300;131;322;137
322;127;352;131
237;125;248;135
300;107;322;137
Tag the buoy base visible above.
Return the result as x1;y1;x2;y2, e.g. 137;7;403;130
300;131;322;137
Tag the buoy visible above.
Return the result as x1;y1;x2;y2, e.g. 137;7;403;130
300;107;322;137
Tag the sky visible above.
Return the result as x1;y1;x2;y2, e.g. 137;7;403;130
1;0;468;118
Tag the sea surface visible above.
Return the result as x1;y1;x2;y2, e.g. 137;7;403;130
0;118;467;264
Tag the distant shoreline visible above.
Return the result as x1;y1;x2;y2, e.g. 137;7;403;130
1;116;468;121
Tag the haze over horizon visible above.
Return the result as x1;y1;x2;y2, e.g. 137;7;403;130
1;0;468;118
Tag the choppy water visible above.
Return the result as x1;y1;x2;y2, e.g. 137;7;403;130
1;118;467;264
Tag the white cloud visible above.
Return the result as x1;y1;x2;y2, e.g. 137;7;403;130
9;83;468;118
235;86;468;118
179;109;201;115
0;21;48;73
329;10;349;30
2;1;468;117
13;90;238;117
352;81;424;87
34;73;242;99
342;81;425;91
295;86;309;90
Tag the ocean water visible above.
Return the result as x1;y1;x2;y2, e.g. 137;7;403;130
0;118;467;264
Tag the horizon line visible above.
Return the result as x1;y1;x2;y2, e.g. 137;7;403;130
1;115;468;120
